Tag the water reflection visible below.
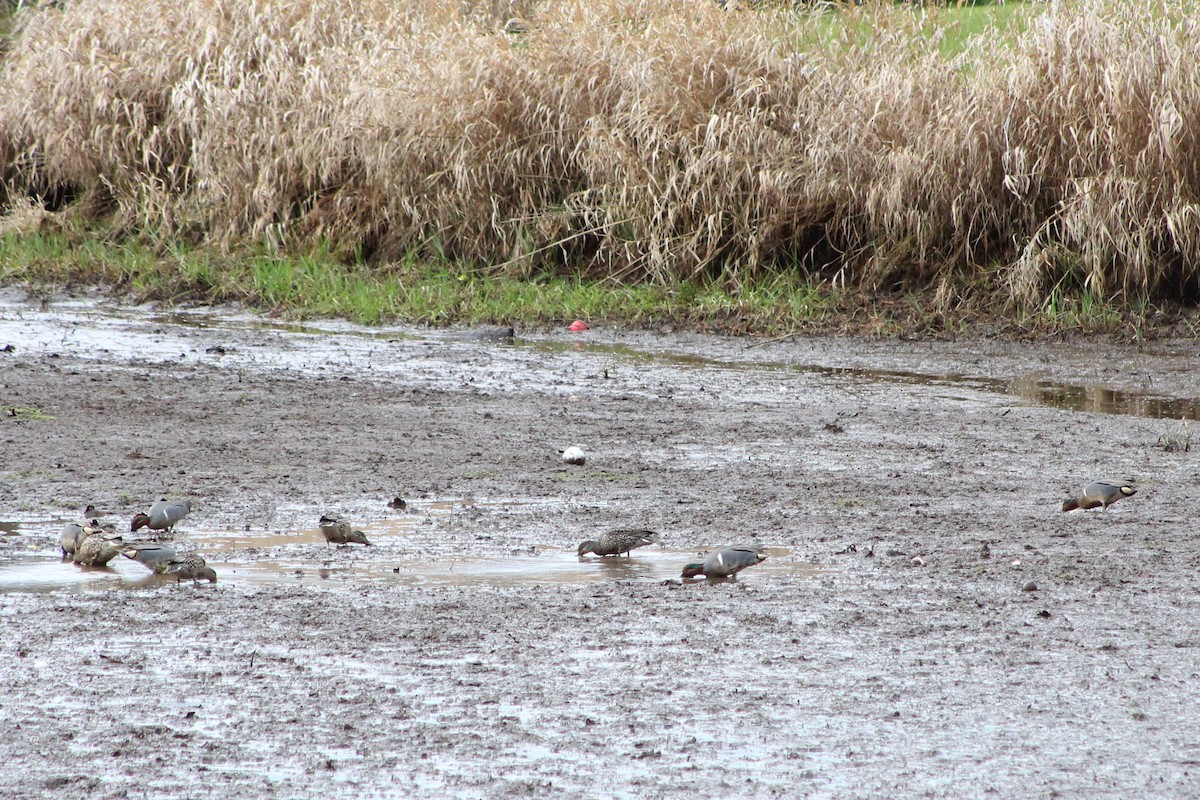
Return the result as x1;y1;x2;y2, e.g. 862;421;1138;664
524;339;1200;421
1008;377;1200;420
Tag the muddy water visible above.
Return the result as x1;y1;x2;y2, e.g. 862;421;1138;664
0;515;816;591
3;293;1200;799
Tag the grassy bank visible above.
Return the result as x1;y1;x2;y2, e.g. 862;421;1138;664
2;0;1200;336
2;213;1181;338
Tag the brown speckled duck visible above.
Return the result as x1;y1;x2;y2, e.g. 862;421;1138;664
1062;479;1137;512
73;526;124;567
161;552;218;584
318;515;372;546
577;529;660;557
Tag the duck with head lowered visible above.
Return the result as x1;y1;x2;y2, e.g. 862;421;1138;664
131;498;192;535
318;515;372;546
72;522;124;567
577;529;660;558
682;545;767;580
1062;479;1137;512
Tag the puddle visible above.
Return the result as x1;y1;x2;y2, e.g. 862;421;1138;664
522;338;1200;421
213;547;818;589
0;517;819;592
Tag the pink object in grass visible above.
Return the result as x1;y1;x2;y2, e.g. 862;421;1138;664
568;320;589;332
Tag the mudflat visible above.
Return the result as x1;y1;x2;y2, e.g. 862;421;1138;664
2;292;1198;798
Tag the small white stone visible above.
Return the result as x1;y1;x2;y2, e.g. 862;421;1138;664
910;555;925;567
562;446;586;466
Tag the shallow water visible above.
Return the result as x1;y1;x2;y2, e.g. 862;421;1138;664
0;517;813;592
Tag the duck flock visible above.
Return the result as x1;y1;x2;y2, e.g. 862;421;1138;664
60;499;215;583
57;477;1137;587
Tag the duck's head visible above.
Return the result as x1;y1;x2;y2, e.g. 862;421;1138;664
577;540;598;557
131;513;151;532
348;530;372;546
197;567;218;583
681;563;705;579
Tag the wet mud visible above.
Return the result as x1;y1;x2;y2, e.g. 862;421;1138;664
2;291;1200;798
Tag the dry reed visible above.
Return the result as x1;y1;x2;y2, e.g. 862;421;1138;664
2;0;1199;308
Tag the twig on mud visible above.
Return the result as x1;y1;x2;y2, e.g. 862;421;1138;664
747;332;802;349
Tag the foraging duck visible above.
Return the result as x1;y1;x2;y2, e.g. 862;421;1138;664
73;527;124;567
161;552;218;584
681;545;767;580
318;515;372;546
1062;479;1137;512
121;542;179;572
83;504;114;521
577;529;660;557
131;498;192;534
60;522;87;558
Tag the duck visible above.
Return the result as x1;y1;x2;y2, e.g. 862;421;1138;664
83;504;114;522
1062;479;1137;512
160;552;218;584
577;529;660;557
73;526;125;567
318;515;372;546
60;522;87;558
121;542;179;572
131;498;192;534
681;545;767;580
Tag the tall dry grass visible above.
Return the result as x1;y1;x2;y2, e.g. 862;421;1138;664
2;0;1199;308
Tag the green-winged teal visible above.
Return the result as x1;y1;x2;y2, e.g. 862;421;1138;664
121;542;179;572
161;552;217;584
577;529;660;557
318;515;372;546
73;527;124;567
131;498;192;534
682;545;767;579
1062;479;1137;512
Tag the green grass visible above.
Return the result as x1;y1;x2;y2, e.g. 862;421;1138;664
931;1;1042;58
0;223;855;333
2;405;55;421
0;220;1183;337
792;0;1042;61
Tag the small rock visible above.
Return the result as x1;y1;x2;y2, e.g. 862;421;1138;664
568;320;589;332
562;446;586;466
909;555;925;567
1022;581;1038;592
388;496;407;510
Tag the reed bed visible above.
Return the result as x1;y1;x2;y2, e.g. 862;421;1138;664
1;0;1199;312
